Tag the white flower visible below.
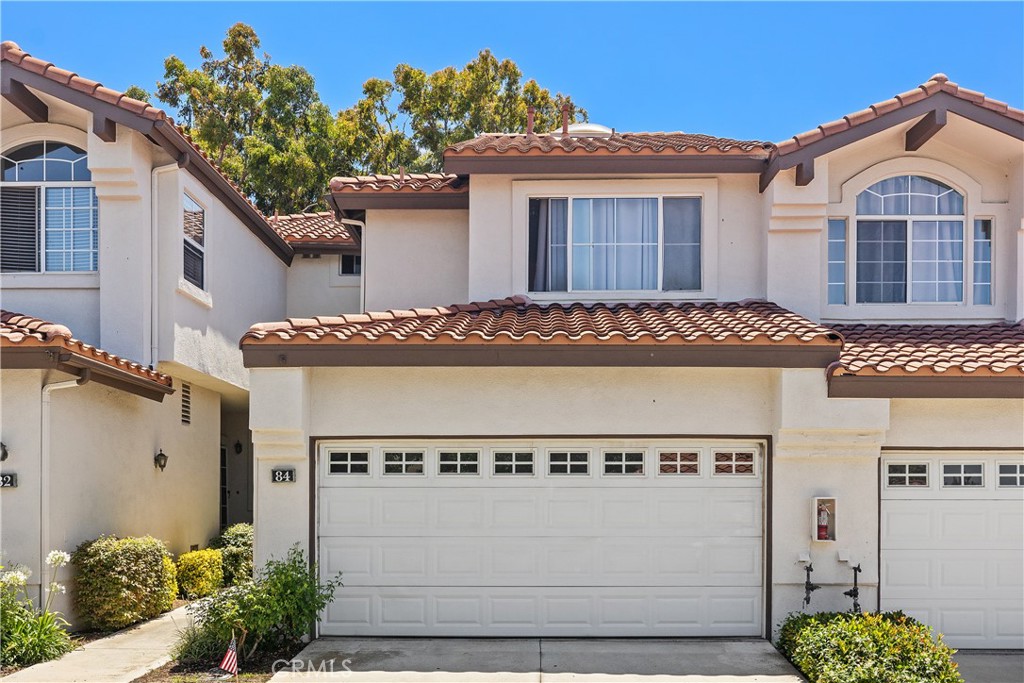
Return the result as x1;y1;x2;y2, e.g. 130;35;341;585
1;570;28;587
46;550;71;568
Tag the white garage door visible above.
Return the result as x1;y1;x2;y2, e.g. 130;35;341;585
317;440;764;637
881;453;1024;649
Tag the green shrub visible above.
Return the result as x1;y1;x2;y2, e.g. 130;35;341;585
0;555;75;667
72;536;178;631
777;611;962;683
178;545;341;664
176;549;223;599
210;524;253;586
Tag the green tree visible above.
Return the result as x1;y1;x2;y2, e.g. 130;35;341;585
153;23;348;213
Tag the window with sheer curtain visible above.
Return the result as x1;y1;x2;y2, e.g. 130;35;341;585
528;196;701;293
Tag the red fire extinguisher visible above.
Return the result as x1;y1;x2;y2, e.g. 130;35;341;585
817;502;830;541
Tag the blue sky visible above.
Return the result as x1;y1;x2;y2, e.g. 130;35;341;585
2;1;1022;142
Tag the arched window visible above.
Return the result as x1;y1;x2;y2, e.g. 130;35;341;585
853;175;966;303
0;141;97;273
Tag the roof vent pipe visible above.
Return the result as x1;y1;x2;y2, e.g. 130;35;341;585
561;104;569;136
526;107;535;135
399;165;405;182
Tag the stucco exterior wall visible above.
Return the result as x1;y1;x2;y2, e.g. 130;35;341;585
285;256;361;318
0;369;220;622
885;398;1024;448
363;209;469;311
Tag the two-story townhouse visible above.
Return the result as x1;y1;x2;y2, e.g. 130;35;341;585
0;41;296;620
242;76;1024;648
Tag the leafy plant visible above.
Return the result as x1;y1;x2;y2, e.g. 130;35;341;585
177;545;341;664
177;549;224;599
72;536;178;631
0;552;75;667
210;523;253;586
777;611;962;683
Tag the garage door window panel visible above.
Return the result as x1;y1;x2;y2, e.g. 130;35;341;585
712;451;756;476
997;463;1024;487
328;451;370;475
942;463;984;488
383;451;424;475
438;451;480;475
548;451;590;476
887;463;929;487
494;451;535;475
658;451;700;476
603;451;645;476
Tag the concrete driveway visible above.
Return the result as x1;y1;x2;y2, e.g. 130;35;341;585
270;638;805;682
954;650;1024;683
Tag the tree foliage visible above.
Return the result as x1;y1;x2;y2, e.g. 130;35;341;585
148;24;585;212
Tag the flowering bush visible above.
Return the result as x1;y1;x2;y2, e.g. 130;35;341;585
176;549;223;598
72;535;177;631
0;551;75;667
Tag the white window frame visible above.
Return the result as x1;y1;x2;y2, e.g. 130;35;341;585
940;461;985;488
601;449;647;477
327;449;372;476
512;178;719;301
710;449;758;477
656;449;703;476
491;449;537;476
996;461;1024;488
972;216;995;306
884;461;930;488
823;159;1005;320
182;191;207;290
381;449;425;476
546;449;592;477
436;449;481;476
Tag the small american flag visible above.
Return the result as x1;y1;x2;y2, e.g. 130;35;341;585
219;634;238;675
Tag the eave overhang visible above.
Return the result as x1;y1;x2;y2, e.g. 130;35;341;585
327;192;469;212
1;347;175;402
828;373;1024;399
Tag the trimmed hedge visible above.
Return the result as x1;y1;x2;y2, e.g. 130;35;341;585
72;536;178;631
209;523;253;586
777;611;962;683
177;549;223;599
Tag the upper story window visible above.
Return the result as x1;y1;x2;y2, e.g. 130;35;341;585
183;194;205;289
0;141;97;273
528;196;701;293
848;175;978;304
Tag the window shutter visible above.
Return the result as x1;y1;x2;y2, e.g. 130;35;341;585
1;186;39;272
183;241;204;289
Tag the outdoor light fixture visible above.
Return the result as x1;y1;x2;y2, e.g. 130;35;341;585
153;449;169;471
0;442;7;461
234;441;243;455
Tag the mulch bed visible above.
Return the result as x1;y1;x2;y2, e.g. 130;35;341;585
132;648;301;683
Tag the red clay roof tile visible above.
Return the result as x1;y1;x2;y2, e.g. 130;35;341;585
445;132;772;158
832;323;1024;378
267;211;357;247
1;310;173;388
329;173;466;194
241;298;841;348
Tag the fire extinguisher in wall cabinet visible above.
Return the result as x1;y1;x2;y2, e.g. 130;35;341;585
812;497;836;542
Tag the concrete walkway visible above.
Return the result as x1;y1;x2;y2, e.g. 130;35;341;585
271;638;806;682
3;605;189;683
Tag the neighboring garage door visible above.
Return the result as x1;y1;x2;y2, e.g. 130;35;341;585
317;440;765;637
881;453;1024;649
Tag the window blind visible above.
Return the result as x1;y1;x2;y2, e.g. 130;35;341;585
1;186;39;272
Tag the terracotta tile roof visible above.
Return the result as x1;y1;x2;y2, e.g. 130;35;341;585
445;132;772;158
1;41;292;263
832;323;1024;378
329;173;466;194
1;310;173;389
268;211;357;248
241;297;840;347
776;73;1024;155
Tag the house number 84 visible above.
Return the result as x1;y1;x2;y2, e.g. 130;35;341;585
271;468;295;483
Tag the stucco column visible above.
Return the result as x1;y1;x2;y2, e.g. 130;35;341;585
250;367;310;567
770;369;890;633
